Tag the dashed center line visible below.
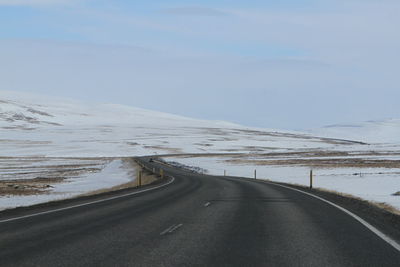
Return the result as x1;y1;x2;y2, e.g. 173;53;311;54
160;223;183;236
204;202;211;207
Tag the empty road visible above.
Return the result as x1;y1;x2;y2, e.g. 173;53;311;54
0;157;400;266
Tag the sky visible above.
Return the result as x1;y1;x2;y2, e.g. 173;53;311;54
0;0;399;130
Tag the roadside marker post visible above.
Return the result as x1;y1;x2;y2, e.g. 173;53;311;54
138;171;142;187
254;169;257;179
160;169;164;179
224;170;226;176
310;170;313;189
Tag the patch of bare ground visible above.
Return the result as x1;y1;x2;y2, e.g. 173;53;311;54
163;150;400;160
226;158;400;168
241;146;279;152
160;153;255;159
127;142;140;146
0;140;52;145
0;177;64;196
229;129;366;145
194;143;213;147
215;150;400;168
229;150;396;158
0;163;103;170
143;145;183;154
1;126;37;130
161;151;400;169
220;149;242;152
198;128;228;136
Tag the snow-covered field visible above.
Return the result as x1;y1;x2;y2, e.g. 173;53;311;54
1;90;400;212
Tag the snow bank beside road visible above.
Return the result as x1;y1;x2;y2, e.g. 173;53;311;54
0;159;136;211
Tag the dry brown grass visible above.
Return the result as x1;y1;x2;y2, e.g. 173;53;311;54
0;158;108;196
226;158;400;168
143;145;183;154
221;150;400;169
0;157;159;198
0;177;63;196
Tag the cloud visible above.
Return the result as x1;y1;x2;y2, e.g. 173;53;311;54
162;7;227;17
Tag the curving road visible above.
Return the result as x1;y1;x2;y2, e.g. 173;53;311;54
0;157;400;266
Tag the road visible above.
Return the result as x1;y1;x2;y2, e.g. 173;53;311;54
1;157;400;266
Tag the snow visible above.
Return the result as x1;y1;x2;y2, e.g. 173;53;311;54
0;159;135;211
310;119;400;144
51;159;135;194
0;90;351;158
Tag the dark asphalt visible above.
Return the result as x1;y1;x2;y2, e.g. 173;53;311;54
1;158;400;266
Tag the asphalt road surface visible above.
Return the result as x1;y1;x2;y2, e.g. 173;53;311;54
1;157;400;266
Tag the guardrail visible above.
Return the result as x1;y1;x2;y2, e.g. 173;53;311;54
134;158;169;187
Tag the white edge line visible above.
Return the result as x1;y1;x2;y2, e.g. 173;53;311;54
0;176;175;224
266;181;400;253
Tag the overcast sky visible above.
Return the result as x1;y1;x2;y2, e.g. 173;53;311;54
0;0;399;130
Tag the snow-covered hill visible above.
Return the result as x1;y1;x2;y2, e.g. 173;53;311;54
0;90;236;128
310;120;400;144
0;90;354;157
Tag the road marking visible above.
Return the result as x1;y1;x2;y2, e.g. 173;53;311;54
160;223;183;235
0;177;176;224
267;181;400;253
204;202;211;207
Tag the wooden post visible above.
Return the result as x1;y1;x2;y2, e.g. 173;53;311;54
309;170;313;189
254;169;257;179
138;170;142;187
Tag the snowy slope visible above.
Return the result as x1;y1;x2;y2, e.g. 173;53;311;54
310;120;400;144
0;90;352;157
0;90;236;128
